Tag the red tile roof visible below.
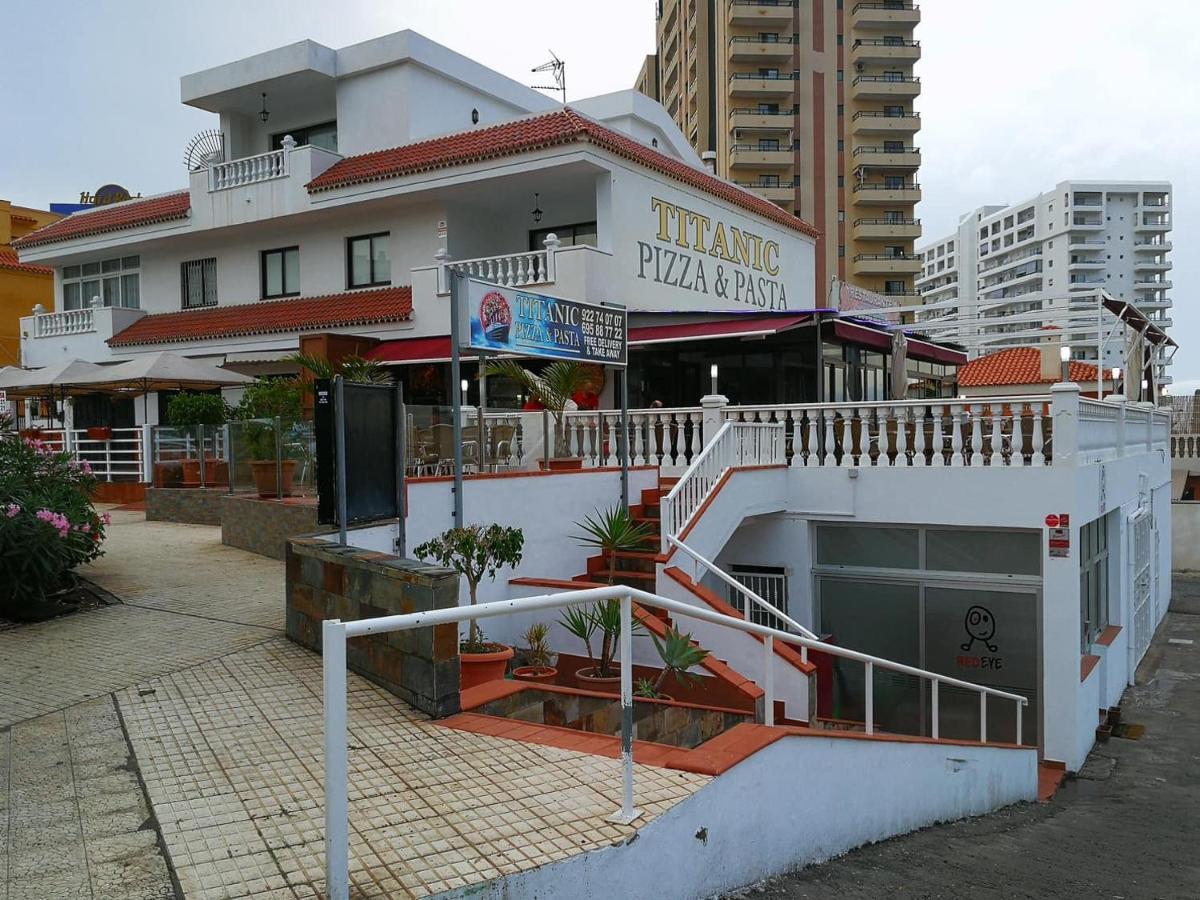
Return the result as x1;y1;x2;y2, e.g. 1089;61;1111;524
958;347;1101;387
0;249;52;276
309;108;821;238
12;192;191;249
108;286;412;347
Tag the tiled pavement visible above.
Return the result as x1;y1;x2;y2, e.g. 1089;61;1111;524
3;511;709;899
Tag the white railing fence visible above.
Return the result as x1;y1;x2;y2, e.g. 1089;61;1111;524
723;397;1053;468
661;421;785;541
208;148;288;191
33;308;96;337
1173;433;1200;460
445;248;553;290
561;407;705;468
320;583;1029;900
29;427;145;481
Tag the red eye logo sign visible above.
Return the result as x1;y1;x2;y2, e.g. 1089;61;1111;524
479;291;512;344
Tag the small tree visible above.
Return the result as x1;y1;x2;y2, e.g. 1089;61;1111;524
166;392;230;428
414;524;524;651
234;378;305;461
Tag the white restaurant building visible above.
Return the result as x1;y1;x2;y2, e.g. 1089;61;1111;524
11;28;1176;861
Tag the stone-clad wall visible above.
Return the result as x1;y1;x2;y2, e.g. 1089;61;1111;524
223;495;319;560
286;536;461;717
145;488;225;526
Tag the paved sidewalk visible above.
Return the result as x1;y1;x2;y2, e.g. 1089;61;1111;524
0;510;283;727
730;578;1200;900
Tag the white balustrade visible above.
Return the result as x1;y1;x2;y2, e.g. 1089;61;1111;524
33;308;95;337
446;249;553;289
208;149;289;191
1172;433;1200;460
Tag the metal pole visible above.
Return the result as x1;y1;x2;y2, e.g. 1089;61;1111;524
478;360;488;473
864;660;874;735
931;679;939;740
334;376;348;546
274;415;283;502
763;634;775;727
608;594;640;824
449;272;465;528
322;619;349;900
394;383;406;558
979;692;987;743
224;424;233;494
619;367;629;511
1016;700;1023;746
197;423;206;488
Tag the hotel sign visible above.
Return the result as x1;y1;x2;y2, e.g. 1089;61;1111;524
636;196;789;311
460;278;627;366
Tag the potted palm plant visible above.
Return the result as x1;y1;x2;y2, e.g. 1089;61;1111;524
234;379;303;498
414;523;525;691
634;627;710;702
512;622;557;683
481;359;595;468
576;504;655;586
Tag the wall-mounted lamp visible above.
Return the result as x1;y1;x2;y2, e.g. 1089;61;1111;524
710;363;719;394
259;93;270;124
471;108;479;125
531;193;543;224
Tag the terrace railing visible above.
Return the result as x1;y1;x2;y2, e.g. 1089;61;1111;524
32;308;95;337
321;583;1029;899
208;149;288;191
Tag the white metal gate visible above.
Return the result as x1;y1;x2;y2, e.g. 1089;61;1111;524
1130;509;1154;665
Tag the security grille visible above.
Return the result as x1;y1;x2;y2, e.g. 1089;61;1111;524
728;565;789;630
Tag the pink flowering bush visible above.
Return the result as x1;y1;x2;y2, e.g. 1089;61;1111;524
0;433;107;616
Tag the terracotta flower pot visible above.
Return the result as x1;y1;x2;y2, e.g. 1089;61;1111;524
574;666;622;691
512;665;558;684
181;458;228;488
249;459;296;498
460;645;514;691
181;459;202;488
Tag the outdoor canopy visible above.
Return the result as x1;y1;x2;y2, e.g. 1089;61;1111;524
0;359;108;398
67;351;256;393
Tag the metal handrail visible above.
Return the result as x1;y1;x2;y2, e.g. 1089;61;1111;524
322;581;1028;898
667;535;820;646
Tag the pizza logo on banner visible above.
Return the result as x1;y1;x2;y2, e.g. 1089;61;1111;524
479;291;512;345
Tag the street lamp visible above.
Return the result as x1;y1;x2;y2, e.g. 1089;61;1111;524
1110;367;1121;395
1059;345;1071;383
710;363;719;395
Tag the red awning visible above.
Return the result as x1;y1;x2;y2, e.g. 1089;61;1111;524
832;320;967;366
365;314;813;363
629;314;811;346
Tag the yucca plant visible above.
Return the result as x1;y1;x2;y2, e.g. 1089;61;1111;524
559;598;644;680
643;627;709;698
481;358;593;457
574;505;655;586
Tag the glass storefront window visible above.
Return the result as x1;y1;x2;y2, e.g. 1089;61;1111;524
814;524;919;569
926;529;1040;577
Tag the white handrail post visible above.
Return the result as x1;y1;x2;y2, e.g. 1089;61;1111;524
763;635;775;727
1015;700;1023;746
608;594;641;824
979;692;987;743
140;424;153;483
864;661;874;735
931;679;939;740
323;619;350;900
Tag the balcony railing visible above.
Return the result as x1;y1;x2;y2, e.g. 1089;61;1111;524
445;249;553;290
32;307;95;337
853;145;920;155
729;36;797;45
853;217;920;226
852;110;920;121
853;38;920;48
854;1;918;9
854;253;920;261
208;148;288;191
852;75;920;85
730;73;798;82
854;182;920;191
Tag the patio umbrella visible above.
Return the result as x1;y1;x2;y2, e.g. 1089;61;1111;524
889;329;909;401
68;351;256;422
0;359;108;398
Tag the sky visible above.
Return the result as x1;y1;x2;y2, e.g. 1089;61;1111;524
1;0;1193;388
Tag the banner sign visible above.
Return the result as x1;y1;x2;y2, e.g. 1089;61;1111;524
832;279;898;319
461;279;627;366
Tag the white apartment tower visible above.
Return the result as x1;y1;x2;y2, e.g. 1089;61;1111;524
916;180;1173;382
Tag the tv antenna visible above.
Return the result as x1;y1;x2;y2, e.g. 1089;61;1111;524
531;52;566;105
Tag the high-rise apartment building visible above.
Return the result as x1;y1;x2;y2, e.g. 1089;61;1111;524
641;0;923;300
916;180;1174;382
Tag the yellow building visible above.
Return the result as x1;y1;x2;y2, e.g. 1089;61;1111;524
641;0;923;303
0;200;60;366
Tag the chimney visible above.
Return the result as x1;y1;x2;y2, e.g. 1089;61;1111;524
1039;328;1065;382
701;151;717;174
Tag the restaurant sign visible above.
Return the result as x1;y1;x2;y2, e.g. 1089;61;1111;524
460;278;627;366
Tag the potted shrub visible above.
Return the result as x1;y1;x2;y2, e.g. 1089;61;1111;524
166;392;230;488
512;622;557;683
414;523;525;691
0;433;109;622
234;379;303;498
575;505;655;585
634;627;710;702
481;359;597;469
562;599;640;690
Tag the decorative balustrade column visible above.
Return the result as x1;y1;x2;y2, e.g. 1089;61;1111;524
1050;383;1081;468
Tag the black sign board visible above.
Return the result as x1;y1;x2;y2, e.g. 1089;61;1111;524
315;379;404;530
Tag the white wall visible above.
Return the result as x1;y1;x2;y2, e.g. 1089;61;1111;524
1172;502;1200;572
462;734;1037;900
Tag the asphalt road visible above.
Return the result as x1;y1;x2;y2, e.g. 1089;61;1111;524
726;577;1200;900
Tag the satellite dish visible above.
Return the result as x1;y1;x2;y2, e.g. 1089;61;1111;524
183;130;226;171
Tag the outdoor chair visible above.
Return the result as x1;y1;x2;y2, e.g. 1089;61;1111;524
488;423;518;470
431;423;478;475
